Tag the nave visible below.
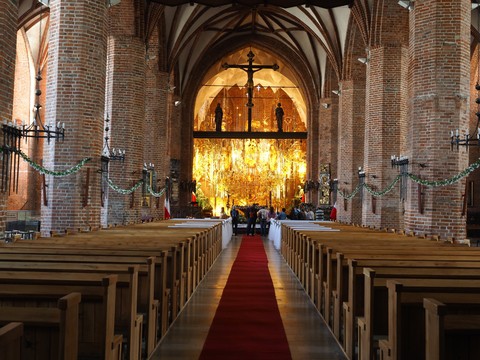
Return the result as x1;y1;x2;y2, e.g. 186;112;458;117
152;234;347;360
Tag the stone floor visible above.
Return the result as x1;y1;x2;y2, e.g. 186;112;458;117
150;234;347;360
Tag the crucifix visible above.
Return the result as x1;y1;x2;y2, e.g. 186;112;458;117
222;50;279;132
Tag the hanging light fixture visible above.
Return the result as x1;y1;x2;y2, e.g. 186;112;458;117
23;12;65;143
22;70;65;142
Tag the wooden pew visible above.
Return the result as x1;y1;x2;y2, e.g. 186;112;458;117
279;224;480;359
0;322;23;360
356;266;480;360
0;292;81;360
0;257;156;359
327;248;480;339
0;273;122;360
0;220;224;355
423;298;480;360
378;279;480;360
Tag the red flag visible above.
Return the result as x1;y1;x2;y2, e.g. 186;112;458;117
301;193;305;203
164;197;171;220
191;192;197;203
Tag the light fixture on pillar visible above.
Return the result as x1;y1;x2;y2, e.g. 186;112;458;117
102;43;125;163
174;100;182;107
142;163;156;206
321;103;330;109
358;167;366;179
102;116;125;162
473;2;480;10
391;155;409;201
391;155;409;168
358;167;366;200
357;57;369;64
398;0;414;10
332;90;341;96
331;178;338;204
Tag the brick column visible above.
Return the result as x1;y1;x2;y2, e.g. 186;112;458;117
41;0;107;235
0;0;17;233
307;104;320;205
106;34;146;225
337;80;366;224
143;39;169;220
318;97;338;205
363;45;409;229
405;0;470;239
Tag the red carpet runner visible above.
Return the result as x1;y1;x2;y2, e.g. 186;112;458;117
199;235;292;360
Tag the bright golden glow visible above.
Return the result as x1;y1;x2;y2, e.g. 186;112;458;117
193;47;307;215
193;138;306;214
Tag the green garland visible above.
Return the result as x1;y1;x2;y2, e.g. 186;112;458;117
338;158;480;201
6;147;91;177
364;174;402;197
146;184;167;197
407;157;480;187
107;178;143;194
338;184;362;200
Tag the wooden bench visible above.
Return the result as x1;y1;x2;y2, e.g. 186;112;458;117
423;298;480;360
0;219;224;355
355;266;480;360
0;322;23;360
0;256;156;358
0;292;81;360
279;223;480;359
378;279;480;360
0;273;122;360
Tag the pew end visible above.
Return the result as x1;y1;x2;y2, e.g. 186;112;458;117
0;322;23;360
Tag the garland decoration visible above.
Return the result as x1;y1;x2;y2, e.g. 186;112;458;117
407;157;480;187
107;178;143;194
338;158;480;201
364;174;401;197
146;184;167;197
4;147;91;177
338;184;362;200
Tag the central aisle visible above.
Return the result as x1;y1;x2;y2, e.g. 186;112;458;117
151;235;347;360
199;235;291;359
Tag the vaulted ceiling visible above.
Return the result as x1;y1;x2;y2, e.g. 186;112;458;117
153;2;354;100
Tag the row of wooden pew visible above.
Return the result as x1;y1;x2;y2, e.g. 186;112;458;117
280;222;480;360
0;219;224;360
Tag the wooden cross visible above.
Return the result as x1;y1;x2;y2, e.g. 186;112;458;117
222;51;279;132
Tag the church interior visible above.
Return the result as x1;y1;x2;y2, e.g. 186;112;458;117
2;0;480;359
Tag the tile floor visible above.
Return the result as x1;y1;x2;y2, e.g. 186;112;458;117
150;235;347;360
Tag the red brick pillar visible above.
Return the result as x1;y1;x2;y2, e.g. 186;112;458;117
307;104;320;205
405;0;470;239
41;0;107;235
363;45;409;229
106;36;146;225
143;37;170;220
318;97;338;206
337;80;366;224
0;0;17;232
